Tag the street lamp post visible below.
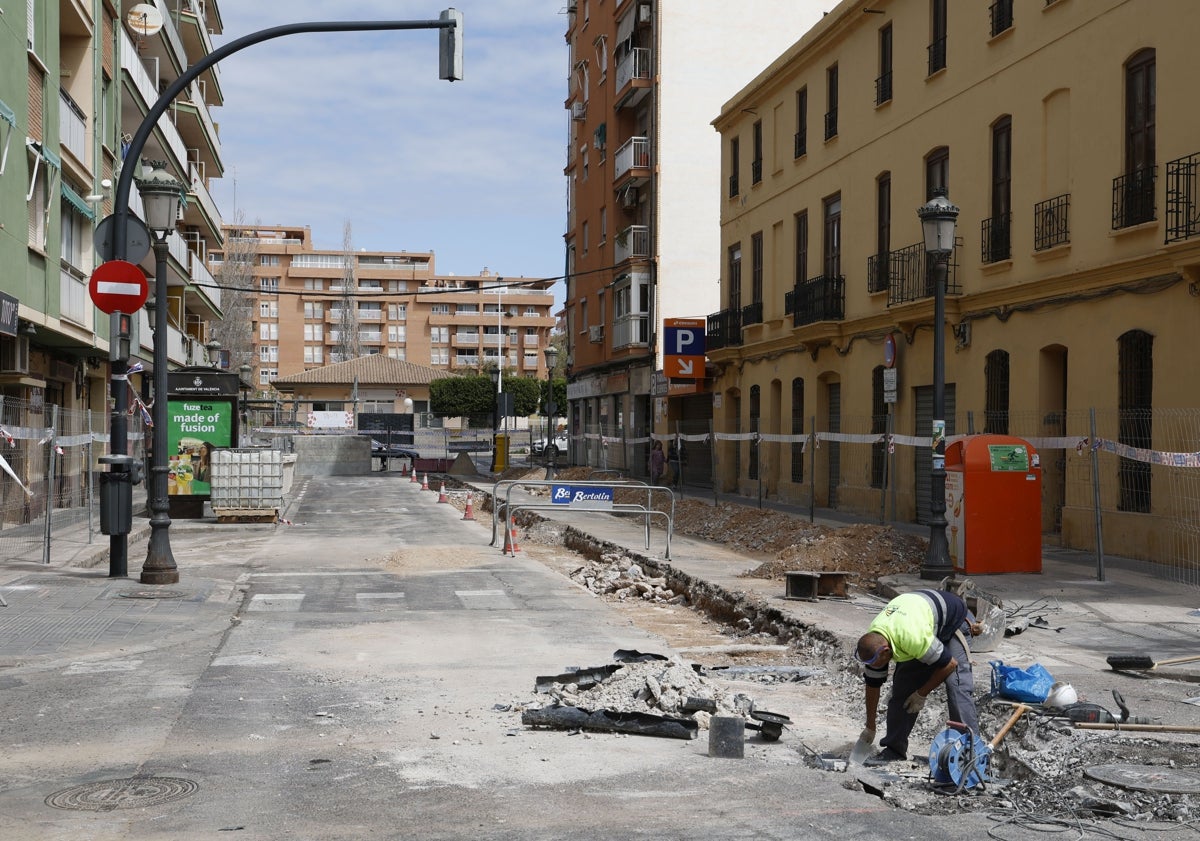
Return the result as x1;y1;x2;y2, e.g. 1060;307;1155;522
136;161;184;585
489;366;502;473
239;363;253;446
917;187;960;581
543;345;559;480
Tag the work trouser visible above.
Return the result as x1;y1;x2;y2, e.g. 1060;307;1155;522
879;632;977;759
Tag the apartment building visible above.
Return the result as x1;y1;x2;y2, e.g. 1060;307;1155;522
710;0;1200;563
210;225;556;412
561;0;824;463
0;2;224;455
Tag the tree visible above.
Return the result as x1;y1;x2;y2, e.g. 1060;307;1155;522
430;374;549;425
334;219;360;361
210;212;258;377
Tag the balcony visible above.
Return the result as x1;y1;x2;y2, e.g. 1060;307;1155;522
1035;194;1070;250
1112;167;1156;229
612;313;649;349
706;308;742;350
614;136;650;183
1166;153;1200;243
866;251;890;294
884;241;962;306
615;47;651;108
185;160;221;238
614;225;650;263
785;275;845;327
928;37;947;75
981;212;1011;263
120;28;188;170
189;250;222;313
741;301;763;328
356;310;383;321
359;330;383;343
453;354;480;368
523;334;539;347
875;72;892;106
453;332;480;347
794;131;806;159
824;109;838;141
59;89;87;165
481;334;508;347
728;173;739;198
751;158;762;184
990;0;1014;37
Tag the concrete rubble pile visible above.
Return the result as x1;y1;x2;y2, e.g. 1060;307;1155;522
570;552;688;606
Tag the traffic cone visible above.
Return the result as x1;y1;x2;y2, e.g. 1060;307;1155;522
421;473;430;490
462;493;476;520
502;515;520;554
437;481;449;503
410;465;419;483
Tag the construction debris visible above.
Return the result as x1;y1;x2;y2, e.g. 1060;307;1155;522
570;552;687;605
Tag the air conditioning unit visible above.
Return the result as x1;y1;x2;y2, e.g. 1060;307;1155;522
620;185;638;209
0;336;29;374
637;1;652;25
588;325;604;343
571;101;587;121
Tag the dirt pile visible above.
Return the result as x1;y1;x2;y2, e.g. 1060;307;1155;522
742;523;927;591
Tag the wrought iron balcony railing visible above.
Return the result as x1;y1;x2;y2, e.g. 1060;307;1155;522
928;37;947;75
706;307;743;350
1165;153;1200;243
875;72;892;106
1112;167;1156;229
824;109;838;140
785;275;845;327
1034;193;1070;250
794;131;806;159
884;240;962;307
990;0;1014;36
981;212;1011;264
741;301;763;328
729;173;739;198
751;158;762;184
866;251;890;294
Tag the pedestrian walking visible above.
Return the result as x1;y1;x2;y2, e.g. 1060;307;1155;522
854;589;983;765
648;439;666;485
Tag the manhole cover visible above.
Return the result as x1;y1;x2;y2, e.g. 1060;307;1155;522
45;776;199;811
1084;764;1200;794
118;590;186;600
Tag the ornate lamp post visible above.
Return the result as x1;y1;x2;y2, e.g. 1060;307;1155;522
916;187;959;581
542;345;559;480
135;161;184;585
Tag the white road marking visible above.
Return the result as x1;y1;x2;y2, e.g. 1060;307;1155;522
248;594;305;611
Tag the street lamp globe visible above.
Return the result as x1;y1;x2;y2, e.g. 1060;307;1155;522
542;345;559;372
489;366;501;389
135;161;184;234
918;188;960;255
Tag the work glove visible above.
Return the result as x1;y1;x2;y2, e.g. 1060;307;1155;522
904;691;927;715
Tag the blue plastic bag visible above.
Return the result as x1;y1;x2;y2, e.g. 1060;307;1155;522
989;660;1055;703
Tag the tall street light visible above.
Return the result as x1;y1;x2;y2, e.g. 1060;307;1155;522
543;345;559;480
489;365;502;473
136;161;184;585
917;187;959;581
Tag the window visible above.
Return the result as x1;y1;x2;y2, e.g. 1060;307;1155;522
751;120;763;184
430;326;449;343
727;244;742;311
926;146;950;199
260;277;279;293
258;368;277;385
984;350;1010;434
790;378;805;482
593;34;608;76
388;280;408;292
1117;49;1156;228
304;279;324;291
303;346;324;365
1118;329;1153;513
455;303;478;314
430;304;450;315
388;303;407;320
876;24;893;105
259;345;278;362
795;88;807;158
260;301;277;318
794;211;808;284
387;348;407;360
430;347;449;365
388;325;406;343
989;0;1013;37
825;64;838;140
60;199;89;271
259;323;278;341
581;298;589;329
823;194;841;278
729;136;740;197
26;147;53;249
260;255;280;266
304;302;323;319
984;116;1012;263
873;173;891;292
600;206;607;244
750;232;763;305
929;0;948;75
582;220;589;254
303;323;323;341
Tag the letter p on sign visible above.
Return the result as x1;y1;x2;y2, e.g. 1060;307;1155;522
664;317;706;379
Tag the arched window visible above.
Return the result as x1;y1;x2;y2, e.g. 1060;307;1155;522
1118;329;1153;512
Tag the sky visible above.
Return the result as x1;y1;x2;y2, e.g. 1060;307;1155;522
207;2;571;282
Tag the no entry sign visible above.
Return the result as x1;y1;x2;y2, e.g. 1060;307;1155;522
89;260;148;314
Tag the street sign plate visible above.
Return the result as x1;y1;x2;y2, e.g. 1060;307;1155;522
89;260;148;315
883;368;898;403
551;485;614;510
95;214;152;263
664;317;706;380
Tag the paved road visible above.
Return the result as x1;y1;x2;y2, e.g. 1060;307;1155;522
1;474;1181;840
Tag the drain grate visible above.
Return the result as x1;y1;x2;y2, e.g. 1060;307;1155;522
118;590;187;600
1084;764;1200;795
45;776;199;811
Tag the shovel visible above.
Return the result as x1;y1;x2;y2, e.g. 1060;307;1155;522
848;729;874;765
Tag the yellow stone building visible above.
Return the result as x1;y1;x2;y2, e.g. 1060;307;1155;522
709;0;1200;564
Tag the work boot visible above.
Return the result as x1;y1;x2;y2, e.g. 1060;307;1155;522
863;747;907;766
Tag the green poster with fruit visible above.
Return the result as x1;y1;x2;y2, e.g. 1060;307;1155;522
167;400;233;495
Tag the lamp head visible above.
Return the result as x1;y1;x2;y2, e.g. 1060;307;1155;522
489;366;501;387
543;345;559;371
135;160;185;235
917;187;960;255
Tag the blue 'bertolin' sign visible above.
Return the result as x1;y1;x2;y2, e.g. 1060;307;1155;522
551;485;614;510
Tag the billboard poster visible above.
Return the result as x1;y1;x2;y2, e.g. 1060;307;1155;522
167;399;234;495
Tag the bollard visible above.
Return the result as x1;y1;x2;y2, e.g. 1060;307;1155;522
708;717;745;758
462;493;476;521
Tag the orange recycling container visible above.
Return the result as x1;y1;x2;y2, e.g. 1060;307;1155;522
944;434;1042;574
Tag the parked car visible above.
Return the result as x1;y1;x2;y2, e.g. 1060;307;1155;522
531;433;569;457
370;439;420;461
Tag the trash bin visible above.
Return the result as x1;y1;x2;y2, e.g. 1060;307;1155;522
945;434;1042;574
